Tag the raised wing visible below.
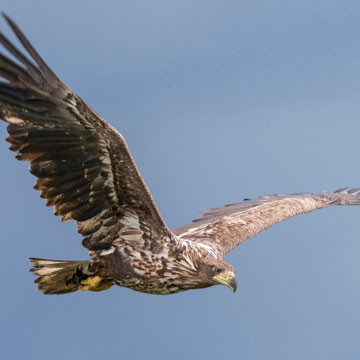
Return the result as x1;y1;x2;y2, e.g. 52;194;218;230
174;188;360;258
0;14;173;253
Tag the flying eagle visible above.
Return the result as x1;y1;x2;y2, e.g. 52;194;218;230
1;14;359;295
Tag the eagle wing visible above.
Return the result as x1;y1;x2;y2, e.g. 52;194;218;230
0;14;173;253
174;188;360;258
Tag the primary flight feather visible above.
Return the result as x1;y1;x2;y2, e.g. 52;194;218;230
0;14;359;295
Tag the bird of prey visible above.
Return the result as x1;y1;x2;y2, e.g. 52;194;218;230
0;14;359;295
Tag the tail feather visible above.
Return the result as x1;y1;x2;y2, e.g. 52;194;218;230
29;258;94;295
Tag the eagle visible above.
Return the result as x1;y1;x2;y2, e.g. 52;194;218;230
0;14;359;296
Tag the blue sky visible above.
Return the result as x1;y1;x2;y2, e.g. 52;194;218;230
1;1;360;359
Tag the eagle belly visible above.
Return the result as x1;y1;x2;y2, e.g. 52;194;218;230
91;241;204;295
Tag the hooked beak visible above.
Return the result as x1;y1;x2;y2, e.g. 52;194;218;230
213;273;237;293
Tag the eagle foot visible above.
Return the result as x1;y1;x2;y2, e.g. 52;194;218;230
79;275;114;292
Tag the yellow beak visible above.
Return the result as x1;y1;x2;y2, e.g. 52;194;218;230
213;273;237;293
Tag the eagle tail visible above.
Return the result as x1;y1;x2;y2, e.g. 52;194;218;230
29;258;108;295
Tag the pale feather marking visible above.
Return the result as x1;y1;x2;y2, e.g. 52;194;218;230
6;116;25;124
100;247;116;256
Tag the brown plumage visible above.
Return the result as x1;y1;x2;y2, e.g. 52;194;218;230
0;14;359;295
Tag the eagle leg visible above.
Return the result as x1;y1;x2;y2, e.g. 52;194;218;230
79;275;114;292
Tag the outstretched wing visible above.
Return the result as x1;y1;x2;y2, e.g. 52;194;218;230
174;188;360;258
0;14;173;254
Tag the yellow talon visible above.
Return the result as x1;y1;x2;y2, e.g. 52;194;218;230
79;275;114;292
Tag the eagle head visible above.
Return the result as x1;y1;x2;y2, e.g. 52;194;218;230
198;259;237;293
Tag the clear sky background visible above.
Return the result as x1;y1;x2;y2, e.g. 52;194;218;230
1;1;360;359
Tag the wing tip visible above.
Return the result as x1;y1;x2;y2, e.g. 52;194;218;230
1;11;8;20
1;12;15;30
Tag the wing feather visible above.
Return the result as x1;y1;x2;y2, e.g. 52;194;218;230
0;14;173;253
174;188;360;258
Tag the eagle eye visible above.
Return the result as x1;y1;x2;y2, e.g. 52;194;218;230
213;267;222;274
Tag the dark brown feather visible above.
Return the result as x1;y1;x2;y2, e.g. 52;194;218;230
0;14;173;253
